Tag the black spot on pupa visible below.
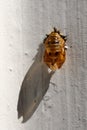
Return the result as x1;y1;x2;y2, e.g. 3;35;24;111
53;27;60;34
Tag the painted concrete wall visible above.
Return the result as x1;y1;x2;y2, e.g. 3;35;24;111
0;0;87;130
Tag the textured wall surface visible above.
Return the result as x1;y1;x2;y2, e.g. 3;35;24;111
0;0;87;130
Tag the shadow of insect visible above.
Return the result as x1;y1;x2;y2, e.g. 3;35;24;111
17;43;54;123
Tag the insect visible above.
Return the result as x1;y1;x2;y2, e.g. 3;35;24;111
44;27;68;70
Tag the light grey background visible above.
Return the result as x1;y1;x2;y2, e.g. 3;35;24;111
0;0;87;130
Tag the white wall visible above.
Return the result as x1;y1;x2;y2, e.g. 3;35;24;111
0;0;87;130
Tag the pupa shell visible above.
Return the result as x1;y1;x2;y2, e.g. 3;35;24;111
44;27;67;70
